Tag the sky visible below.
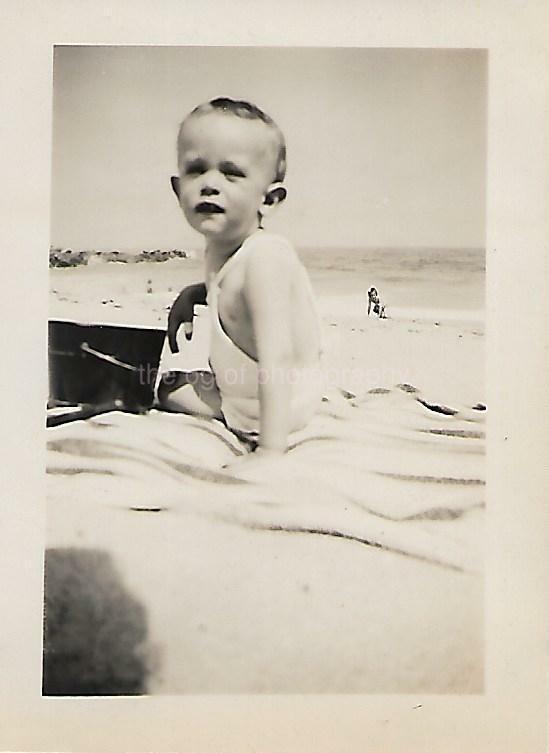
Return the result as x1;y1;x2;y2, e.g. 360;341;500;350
50;46;486;251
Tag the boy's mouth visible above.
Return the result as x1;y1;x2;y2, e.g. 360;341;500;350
195;201;225;214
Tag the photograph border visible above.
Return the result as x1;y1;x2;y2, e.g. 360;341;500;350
1;2;547;752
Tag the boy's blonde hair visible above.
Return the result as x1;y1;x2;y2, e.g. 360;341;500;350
178;97;287;183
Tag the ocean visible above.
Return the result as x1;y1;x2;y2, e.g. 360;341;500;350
298;247;485;311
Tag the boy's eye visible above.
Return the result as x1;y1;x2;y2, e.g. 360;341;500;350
220;161;246;179
185;160;206;175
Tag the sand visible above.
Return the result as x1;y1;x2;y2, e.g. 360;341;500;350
45;255;485;694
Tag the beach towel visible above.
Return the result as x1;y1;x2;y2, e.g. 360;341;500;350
46;384;484;574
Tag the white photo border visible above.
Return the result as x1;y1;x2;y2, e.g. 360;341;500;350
1;2;547;752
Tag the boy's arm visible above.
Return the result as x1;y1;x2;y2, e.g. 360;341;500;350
167;282;207;353
243;245;295;454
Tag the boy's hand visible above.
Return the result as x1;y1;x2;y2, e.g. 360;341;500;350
167;282;207;353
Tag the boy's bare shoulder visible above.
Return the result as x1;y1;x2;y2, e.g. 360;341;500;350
243;232;309;311
246;232;299;272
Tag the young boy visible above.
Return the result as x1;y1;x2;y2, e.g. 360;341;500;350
158;98;322;463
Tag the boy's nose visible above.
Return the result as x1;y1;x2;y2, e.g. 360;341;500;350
200;171;221;196
200;185;220;196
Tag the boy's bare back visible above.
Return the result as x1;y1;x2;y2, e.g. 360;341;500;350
211;232;320;368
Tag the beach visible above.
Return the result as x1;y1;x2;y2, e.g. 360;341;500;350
46;247;485;694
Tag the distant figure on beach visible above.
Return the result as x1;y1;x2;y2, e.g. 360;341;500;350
158;98;322;469
367;287;386;318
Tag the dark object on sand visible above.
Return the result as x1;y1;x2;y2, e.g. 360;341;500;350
48;319;166;427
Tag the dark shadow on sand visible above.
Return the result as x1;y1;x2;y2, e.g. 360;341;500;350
43;547;152;696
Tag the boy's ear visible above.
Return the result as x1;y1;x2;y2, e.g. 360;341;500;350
262;182;287;211
170;175;181;199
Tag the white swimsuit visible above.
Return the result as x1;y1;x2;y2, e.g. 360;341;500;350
207;231;323;437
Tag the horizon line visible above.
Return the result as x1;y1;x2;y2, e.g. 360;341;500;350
50;244;486;253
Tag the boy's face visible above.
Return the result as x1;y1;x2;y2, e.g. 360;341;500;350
176;112;279;243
